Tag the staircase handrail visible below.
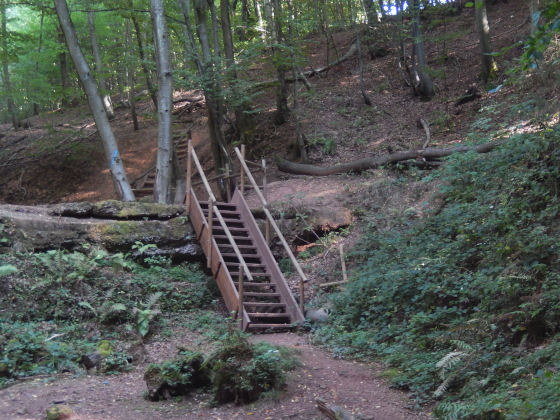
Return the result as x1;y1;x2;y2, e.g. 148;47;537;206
234;147;307;314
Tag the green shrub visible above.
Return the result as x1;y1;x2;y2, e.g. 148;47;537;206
314;123;560;416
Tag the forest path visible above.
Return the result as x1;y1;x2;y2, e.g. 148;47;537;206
0;332;431;420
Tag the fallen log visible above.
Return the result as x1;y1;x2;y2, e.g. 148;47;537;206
277;140;505;176
252;42;358;91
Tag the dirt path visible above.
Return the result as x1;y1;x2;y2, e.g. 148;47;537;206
0;332;430;420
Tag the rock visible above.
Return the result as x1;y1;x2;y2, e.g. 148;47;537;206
306;308;330;323
81;352;102;371
45;404;73;420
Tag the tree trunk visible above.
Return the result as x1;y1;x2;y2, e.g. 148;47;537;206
150;0;174;204
131;15;158;109
192;0;229;183
277;140;505;176
126;19;139;131
54;0;135;201
253;0;266;40
58;27;70;107
475;0;496;83
33;9;45;116
0;0;18;129
411;0;434;99
87;2;115;119
362;0;379;27
265;0;289;124
221;0;250;141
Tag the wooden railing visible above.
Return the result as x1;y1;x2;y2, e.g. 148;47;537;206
234;146;307;314
186;140;255;327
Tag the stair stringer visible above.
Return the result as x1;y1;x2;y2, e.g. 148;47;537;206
231;190;305;324
188;188;251;330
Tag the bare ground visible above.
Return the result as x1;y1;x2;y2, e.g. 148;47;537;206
0;332;431;420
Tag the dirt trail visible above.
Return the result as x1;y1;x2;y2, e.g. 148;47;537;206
0;332;430;420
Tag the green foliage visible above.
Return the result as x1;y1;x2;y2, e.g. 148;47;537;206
0;247;214;387
144;329;298;404
207;328;297;404
522;2;560;68
314;123;560;416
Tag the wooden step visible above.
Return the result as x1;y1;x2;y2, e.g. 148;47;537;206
218;244;257;251
203;210;241;218
243;302;286;308
200;201;237;211
246;323;294;330
236;282;276;288
212;227;248;233
243;292;280;297
247;313;289;318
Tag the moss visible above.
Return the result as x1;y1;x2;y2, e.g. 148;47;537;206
92;200;185;220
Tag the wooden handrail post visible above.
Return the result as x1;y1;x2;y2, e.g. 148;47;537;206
238;266;244;322
225;163;232;202
207;200;214;269
240;144;246;194
263;159;271;245
299;278;305;314
186;139;193;212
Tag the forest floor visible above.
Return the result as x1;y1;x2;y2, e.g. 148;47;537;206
0;331;430;420
1;0;555;418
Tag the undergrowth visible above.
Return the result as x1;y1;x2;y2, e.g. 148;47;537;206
0;248;214;388
313;123;560;418
144;327;299;404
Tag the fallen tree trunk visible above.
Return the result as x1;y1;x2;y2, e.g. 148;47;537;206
253;42;358;90
0;201;201;262
277;140;505;176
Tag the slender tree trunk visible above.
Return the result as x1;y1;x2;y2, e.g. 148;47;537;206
264;0;289;124
150;0;174;204
131;15;158;109
54;0;135;201
1;0;18;129
126;20;139;131
189;0;231;194
411;0;434;99
362;0;379;26
475;0;496;83
221;0;250;141
87;2;114;119
58;27;70;107
253;0;265;40
33;9;45;116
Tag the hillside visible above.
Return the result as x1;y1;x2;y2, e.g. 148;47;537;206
1;0;560;418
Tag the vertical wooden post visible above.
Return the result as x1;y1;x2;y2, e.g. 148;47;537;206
299;278;305;314
238;266;244;325
225;163;232;201
207;200;214;269
339;243;348;283
263;159;271;245
240;144;246;194
186;138;193;213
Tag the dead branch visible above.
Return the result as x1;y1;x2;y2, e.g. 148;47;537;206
418;118;431;148
277;140;505;176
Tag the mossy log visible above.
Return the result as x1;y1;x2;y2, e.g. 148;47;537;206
0;201;201;261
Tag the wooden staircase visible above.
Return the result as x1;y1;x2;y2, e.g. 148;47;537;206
132;136;190;199
186;143;306;331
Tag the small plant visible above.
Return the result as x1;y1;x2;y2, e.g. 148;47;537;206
133;292;163;339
